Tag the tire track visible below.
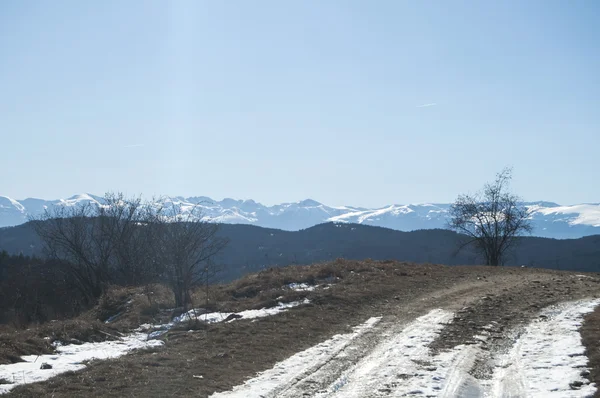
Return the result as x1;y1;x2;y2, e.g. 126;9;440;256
312;309;454;398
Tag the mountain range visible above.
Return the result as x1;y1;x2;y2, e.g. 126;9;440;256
1;193;600;239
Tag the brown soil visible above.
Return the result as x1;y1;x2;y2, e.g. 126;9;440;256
3;260;600;397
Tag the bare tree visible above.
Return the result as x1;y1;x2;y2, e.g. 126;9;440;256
99;193;162;285
448;167;533;266
30;201;109;303
152;202;228;310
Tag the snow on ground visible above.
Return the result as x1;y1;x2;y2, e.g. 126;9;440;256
0;333;163;394
489;298;600;398
314;309;455;397
188;299;310;324
286;283;316;291
210;309;456;398
140;299;311;339
210;317;382;398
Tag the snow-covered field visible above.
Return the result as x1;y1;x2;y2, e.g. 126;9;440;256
211;300;600;398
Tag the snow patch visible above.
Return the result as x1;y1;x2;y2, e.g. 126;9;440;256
189;299;310;324
286;283;316;291
0;334;163;394
0;197;25;212
139;300;310;338
528;204;600;227
490;298;600;397
316;309;454;397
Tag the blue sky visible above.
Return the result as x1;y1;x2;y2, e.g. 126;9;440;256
1;1;598;207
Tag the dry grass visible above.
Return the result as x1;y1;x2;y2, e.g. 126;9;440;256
207;258;432;313
92;284;175;330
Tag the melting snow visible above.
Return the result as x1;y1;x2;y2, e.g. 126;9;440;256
210;317;382;398
286;283;316;291
208;300;600;397
2;298;597;396
0;334;163;394
0;299;309;394
489;298;600;397
187;299;310;324
315;309;455;397
139;299;310;338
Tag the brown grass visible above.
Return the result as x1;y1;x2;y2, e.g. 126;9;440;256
92;284;175;330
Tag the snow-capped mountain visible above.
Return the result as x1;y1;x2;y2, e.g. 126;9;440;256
1;194;599;239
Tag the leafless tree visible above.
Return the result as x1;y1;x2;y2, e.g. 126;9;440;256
30;201;110;303
99;193;162;285
152;202;228;310
448;168;533;266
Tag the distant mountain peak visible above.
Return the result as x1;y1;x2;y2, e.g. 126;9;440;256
297;199;321;207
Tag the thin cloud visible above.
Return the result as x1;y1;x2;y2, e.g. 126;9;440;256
123;144;145;148
416;103;437;108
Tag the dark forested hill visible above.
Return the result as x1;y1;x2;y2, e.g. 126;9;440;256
1;222;599;283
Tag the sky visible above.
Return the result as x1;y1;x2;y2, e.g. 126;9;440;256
1;1;599;207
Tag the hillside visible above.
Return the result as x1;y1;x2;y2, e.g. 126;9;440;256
2;222;599;281
1;194;600;238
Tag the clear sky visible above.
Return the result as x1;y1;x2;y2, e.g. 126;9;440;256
1;1;598;207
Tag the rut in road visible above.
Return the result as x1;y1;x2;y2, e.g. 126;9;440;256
310;309;454;398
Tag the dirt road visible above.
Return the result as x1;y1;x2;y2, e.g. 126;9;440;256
211;270;600;398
